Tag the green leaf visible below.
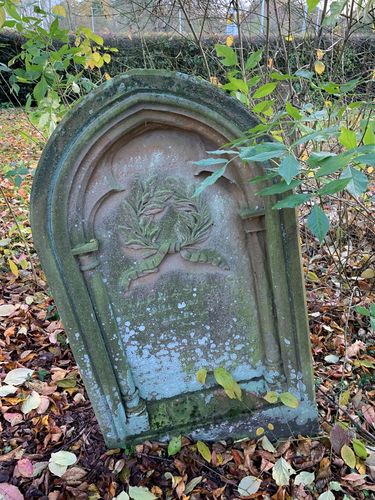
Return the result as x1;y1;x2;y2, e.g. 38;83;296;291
363;123;375;146
193;165;226;197
257;179;302;196
317;178;351;195
307;205;329;243
341;444;356;468
352;438;368;459
197;440;211;463
355;306;370;317
279;392;299;408
193;158;228;167
316;153;353;177
252;83;277;99
278;155;300;184
339;127;357;149
196;368;207;384
340;166;368;196
294;471;315;486
252;100;273;115
215;44;238;66
245;49;263;70
226;76;248;94
294;69;313;79
168;435;182;456
273;193;311;209
292;126;339;147
285;102;302;120
213;367;242;400
240;142;286;162
355;153;375;167
33;77;48;103
307;0;320;11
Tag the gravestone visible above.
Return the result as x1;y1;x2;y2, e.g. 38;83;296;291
31;70;318;447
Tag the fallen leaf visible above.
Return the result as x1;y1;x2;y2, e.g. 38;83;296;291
0;385;18;397
197;440;211;463
341;444;356;468
21;391;41;414
272;457;295;486
128;486;157;499
238;475;262;496
0;304;16;317
4;368;34;386
15;458;33;478
294;471;315;486
0;483;24;500
3;413;23;426
184;476;202;494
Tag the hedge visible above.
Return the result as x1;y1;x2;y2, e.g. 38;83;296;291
0;30;374;105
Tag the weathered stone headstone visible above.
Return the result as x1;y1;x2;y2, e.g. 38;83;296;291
31;70;318;447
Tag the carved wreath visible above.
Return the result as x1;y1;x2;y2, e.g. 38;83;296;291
118;176;228;289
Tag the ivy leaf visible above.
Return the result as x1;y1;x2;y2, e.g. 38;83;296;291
279;392;299;408
168;435;182;456
339;127;357;149
341;444;356;468
238;475;262;496
272;457;295;486
253;83;277;98
213;367;242;400
278;155;300;184
307;205;329;243
215;44;238;66
197;440;211;463
340;166;368;196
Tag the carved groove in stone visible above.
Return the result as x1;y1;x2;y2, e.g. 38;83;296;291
118;176;229;289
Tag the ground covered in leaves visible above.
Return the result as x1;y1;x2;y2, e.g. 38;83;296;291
0;109;374;500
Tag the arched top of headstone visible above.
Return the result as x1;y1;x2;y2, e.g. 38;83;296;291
31;70;317;447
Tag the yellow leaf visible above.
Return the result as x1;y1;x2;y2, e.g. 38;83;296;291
339;389;350;406
104;72;111;81
0;6;6;29
103;53;111;64
196;368;207;384
314;61;325;75
367;166;374;174
285;34;294;42
268;423;274;430
8;259;19;278
307;171;315;178
20;259;28;270
307;271;319;283
316;49;325;60
280;392;299;408
341;444;356;468
210;76;219;86
256;427;264;436
300;151;309;161
197;440;211;463
216;452;223;465
361;269;375;279
264;391;278;404
52;5;66;17
226;35;234;47
324;100;332;108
